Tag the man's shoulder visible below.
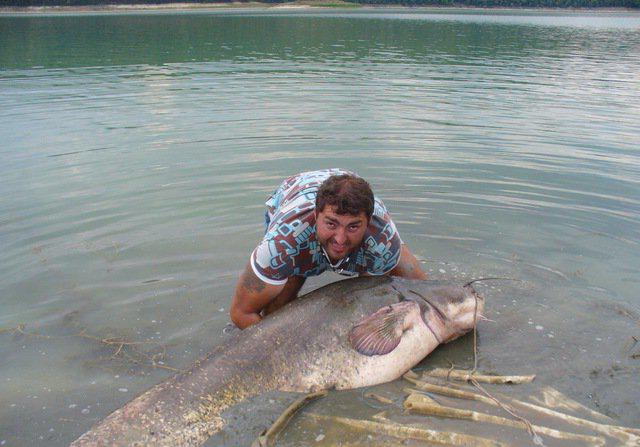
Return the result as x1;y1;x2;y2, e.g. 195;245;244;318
252;223;324;283
368;198;398;238
267;202;316;241
360;198;402;274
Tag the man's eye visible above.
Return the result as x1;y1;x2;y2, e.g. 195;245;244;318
326;222;336;228
348;225;360;231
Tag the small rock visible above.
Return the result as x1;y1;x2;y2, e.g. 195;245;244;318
118;388;128;393
81;408;90;415
535;325;544;331
315;434;325;442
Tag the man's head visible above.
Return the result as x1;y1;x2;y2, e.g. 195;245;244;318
315;174;374;263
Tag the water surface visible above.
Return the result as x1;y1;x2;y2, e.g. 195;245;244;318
1;9;640;446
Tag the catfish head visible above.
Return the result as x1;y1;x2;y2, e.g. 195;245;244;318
348;279;484;357
393;279;484;343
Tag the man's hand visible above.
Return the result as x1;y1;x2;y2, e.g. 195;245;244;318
230;263;285;329
389;245;428;280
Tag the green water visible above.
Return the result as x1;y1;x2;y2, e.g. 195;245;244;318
1;9;640;446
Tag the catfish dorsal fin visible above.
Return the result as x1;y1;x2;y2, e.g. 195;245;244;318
348;301;420;356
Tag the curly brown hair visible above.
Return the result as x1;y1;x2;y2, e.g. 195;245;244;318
315;174;374;219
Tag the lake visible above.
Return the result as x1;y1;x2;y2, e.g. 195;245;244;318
1;8;640;446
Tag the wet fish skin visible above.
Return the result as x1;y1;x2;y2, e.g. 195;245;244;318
70;276;483;447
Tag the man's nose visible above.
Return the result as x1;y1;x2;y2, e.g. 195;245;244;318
334;228;347;244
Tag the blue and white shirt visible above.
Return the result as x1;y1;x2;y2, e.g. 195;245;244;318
251;169;402;285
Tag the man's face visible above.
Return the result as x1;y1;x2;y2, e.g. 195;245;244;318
315;205;369;263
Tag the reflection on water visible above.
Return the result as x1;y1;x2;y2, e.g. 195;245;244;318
1;10;639;446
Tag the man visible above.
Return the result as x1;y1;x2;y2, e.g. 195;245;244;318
230;169;427;329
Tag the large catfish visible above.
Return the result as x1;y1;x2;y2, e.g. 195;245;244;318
71;276;484;446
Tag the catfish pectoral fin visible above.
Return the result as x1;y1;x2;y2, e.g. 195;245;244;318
348;301;420;356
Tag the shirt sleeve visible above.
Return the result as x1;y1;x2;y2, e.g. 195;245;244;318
364;200;403;275
250;237;292;285
363;229;402;275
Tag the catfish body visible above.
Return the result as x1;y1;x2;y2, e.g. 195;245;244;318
71;276;483;447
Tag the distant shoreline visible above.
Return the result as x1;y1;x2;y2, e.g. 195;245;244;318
1;2;637;14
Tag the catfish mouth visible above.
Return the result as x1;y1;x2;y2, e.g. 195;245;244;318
460;284;485;324
439;287;484;343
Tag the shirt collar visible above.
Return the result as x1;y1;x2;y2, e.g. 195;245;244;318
321;245;349;269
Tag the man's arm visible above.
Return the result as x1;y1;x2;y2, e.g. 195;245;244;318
389;244;428;280
230;263;285;329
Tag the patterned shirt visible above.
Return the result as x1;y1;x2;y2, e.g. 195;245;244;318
251;169;402;285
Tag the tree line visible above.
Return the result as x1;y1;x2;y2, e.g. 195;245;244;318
3;0;638;7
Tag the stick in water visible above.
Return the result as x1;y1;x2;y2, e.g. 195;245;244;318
426;368;536;384
403;374;496;405
252;390;327;447
404;394;606;446
406;373;640;443
509;396;640;444
307;412;508;447
364;392;395;405
530;386;614;423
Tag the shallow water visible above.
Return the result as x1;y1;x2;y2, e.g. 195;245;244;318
1;8;639;446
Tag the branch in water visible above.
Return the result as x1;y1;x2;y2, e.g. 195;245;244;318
404;393;606;446
426;368;536;384
253;391;327;447
307;412;509;447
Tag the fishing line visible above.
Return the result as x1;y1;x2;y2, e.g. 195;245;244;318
466;276;545;446
464;277;524;288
